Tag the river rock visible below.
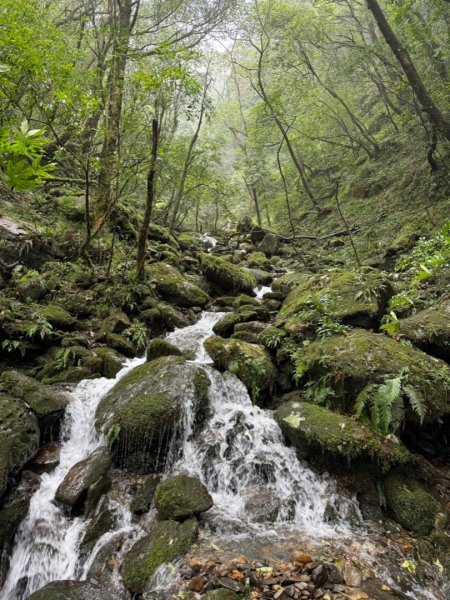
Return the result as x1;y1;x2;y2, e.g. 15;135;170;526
95;356;210;472
122;518;198;593
200;253;257;293
26;580;119;600
130;475;161;515
0;394;40;499
292;329;450;422
55;446;111;515
275;400;411;472
258;232;279;256
154;475;213;520
398;301;450;361
147;261;210;307
203;336;278;403
278;269;391;330
384;474;446;535
0;370;67;440
146;338;182;362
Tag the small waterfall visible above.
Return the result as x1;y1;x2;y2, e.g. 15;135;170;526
0;358;144;600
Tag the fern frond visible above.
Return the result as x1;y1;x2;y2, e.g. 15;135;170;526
404;384;426;425
390;394;405;433
355;384;374;418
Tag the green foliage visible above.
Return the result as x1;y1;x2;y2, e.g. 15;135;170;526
355;370;426;435
25;312;53;340
1;339;25;357
106;423;121;446
55;347;79;370
127;320;148;350
0;121;55;190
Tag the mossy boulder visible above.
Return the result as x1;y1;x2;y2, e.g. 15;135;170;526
293;329;450;422
0;370;67;439
141;303;189;331
147;262;209;307
38;304;77;329
0;394;40;498
100;309;132;334
398;301;450;361
384;475;446;535
234;294;261;308
130;475;161;515
92;347;125;379
234;321;269;335
213;313;244;337
55;446;111;516
203;337;278;402
279;269;391;329
101;332;136;358
258;232;279;256
148;223;180;249
244;268;272;285
272;272;312;295
122;518;198;594
146;338;183;362
247;252;269;268
275;400;411;472
95;356;210;472
200;254;257;293
230;331;259;344
258;326;287;350
26;581;114;600
154;475;213;520
177;232;202;251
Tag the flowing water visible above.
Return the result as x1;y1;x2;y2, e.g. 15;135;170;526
1;274;446;599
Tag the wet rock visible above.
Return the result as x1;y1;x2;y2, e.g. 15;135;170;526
213;314;244;337
0;394;40;498
146;338;183;362
80;504;114;554
292;329;450;423
30;442;60;473
122;518;198;593
278;269;391;330
38;304;77;329
246;268;273;285
147;261;210;307
384;474;446;535
154;475;213;520
95;356;210;472
100;332;136;358
55;446;111;516
130;475;161;515
200;253;257;293
204;337;278;403
26;580;117;600
100;309;132;334
259;233;279;256
398;301;450;361
92;347;124;379
275;400;411;472
0;370;67;440
141;303;190;332
202;590;238;600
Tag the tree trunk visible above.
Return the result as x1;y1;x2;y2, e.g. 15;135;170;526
136;117;160;278
366;0;450;141
95;0;134;223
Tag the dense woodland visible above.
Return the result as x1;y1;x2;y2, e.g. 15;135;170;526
0;2;450;600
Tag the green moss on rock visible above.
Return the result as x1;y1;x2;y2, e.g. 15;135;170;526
147;262;209;307
385;475;446;535
275;400;411;472
293;329;450;421
279;269;391;328
203;336;277;402
0;394;40;498
146;338;182;362
38;304;77;329
95;356;209;472
399;301;450;361
258;326;287;350
200;254;257;293
122;518;198;593
154;475;213;520
213;313;244;337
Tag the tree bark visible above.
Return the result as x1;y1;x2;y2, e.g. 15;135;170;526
95;0;134;223
136;116;160;278
366;0;450;142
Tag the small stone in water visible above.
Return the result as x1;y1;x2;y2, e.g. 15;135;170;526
188;575;206;592
290;552;313;565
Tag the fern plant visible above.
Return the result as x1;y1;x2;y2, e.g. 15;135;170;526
355;370;426;435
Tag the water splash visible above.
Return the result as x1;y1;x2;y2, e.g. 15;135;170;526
0;358;144;600
165;311;226;364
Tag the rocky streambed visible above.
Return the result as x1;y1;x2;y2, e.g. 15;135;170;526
0;226;449;600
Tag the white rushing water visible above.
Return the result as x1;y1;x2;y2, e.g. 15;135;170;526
0;358;144;600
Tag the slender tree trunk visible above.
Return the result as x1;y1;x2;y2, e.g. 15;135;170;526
366;0;450;141
95;0;133;223
169;76;210;229
136;117;160;278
